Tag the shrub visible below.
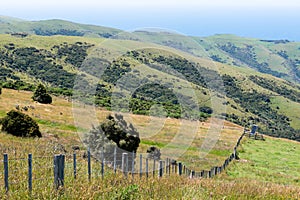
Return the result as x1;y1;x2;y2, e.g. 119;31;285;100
83;114;140;166
32;84;52;104
199;106;213;114
1;110;42;137
146;146;161;160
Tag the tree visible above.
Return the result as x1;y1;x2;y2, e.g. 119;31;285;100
32;84;52;104
83;114;140;167
1;110;42;137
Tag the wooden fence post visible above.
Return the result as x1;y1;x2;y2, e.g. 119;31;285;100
168;159;171;175
159;160;163;177
73;153;77;179
185;168;187;176
54;154;64;188
122;153;125;175
4;154;8;193
200;170;204;178
146;158;149;178
113;147;117;174
28;154;32;192
178;162;182;175
233;147;237;159
101;147;104;179
218;166;222;173
54;155;59;188
191;170;195;178
153;159;156;177
122;153;128;177
208;170;212;178
214;166;218;175
166;158;169;175
139;154;143;178
126;152;129;176
59;155;65;187
237;137;241;146
171;163;174;174
131;152;135;178
88;149;91;181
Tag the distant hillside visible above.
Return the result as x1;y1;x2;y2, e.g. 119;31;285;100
0;16;121;38
129;31;300;84
0;33;299;142
1;16;299;83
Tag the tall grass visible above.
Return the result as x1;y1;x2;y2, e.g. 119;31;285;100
0;89;299;199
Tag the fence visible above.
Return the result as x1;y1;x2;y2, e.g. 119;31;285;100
1;130;246;193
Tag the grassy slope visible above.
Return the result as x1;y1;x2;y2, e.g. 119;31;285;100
0;89;299;199
84;37;300;131
0;88;242;169
133;32;300;83
271;96;300;129
1;16;299;82
0;16;121;37
225;136;300;186
0;33;299;131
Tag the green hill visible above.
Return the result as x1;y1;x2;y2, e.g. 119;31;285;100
130;31;300;83
0;16;121;38
0;16;299;142
1;16;299;83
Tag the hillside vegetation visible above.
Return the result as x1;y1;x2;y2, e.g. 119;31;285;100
0;33;299;142
1;16;300;83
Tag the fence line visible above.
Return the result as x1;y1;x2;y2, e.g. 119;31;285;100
1;130;247;193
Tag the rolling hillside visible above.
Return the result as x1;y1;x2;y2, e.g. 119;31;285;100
130;31;300;83
0;16;121;38
0;17;299;199
1;16;299;83
0;31;299;142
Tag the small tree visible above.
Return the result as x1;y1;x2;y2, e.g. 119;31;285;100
1;110;42;137
32;84;52;104
84;114;140;167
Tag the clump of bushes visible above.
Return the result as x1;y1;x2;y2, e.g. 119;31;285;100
1;110;42;137
84;114;140;166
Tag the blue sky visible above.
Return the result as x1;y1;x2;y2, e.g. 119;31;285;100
1;0;300;40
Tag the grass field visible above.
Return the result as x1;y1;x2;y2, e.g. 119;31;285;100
0;88;299;199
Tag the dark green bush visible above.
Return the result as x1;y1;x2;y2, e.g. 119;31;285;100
83;114;140;166
32;84;52;104
1;110;42;137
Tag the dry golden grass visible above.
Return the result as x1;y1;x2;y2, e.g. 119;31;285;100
1;88;299;199
0;88;243;169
